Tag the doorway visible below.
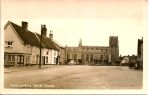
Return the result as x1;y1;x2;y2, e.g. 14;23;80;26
17;55;24;66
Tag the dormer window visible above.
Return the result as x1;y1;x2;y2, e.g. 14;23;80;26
5;41;13;47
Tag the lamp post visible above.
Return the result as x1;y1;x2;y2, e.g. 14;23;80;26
39;24;44;69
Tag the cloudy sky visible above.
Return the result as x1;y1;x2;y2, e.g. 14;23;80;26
1;0;147;56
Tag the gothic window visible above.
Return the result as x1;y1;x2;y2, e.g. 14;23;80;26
74;54;77;60
90;54;93;61
81;54;84;60
86;54;89;61
105;55;109;60
100;55;103;60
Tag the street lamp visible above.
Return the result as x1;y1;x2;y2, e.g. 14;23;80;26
39;24;44;69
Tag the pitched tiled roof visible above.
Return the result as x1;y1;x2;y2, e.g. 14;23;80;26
36;33;60;51
52;39;65;49
8;21;41;47
7;21;60;50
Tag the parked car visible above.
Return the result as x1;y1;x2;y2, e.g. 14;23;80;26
120;57;129;66
68;60;76;65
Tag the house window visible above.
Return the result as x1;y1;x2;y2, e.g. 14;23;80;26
54;57;56;63
10;55;15;61
5;55;15;62
47;51;49;55
4;55;8;62
5;41;13;47
26;56;30;63
17;55;24;63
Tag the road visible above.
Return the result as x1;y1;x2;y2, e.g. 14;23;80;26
4;65;143;89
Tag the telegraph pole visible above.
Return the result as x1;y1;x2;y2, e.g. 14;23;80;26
39;25;43;69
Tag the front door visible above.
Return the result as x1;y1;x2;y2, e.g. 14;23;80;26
42;56;45;65
17;55;24;66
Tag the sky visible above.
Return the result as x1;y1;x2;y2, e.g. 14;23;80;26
1;0;147;56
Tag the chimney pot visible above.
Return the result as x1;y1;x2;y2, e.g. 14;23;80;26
49;30;53;40
41;24;47;37
22;21;28;30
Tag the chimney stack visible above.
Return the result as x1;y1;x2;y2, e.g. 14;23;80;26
41;25;47;37
49;30;53;40
22;21;28;30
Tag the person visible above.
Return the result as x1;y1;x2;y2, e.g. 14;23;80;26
56;57;58;65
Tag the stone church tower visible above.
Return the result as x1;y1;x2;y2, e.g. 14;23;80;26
109;36;119;63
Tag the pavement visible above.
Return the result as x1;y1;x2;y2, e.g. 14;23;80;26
4;65;60;73
4;65;143;89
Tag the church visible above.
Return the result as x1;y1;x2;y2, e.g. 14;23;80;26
65;36;119;65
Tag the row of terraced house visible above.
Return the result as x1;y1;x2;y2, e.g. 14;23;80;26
4;21;65;67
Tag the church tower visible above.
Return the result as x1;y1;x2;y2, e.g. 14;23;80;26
79;38;82;47
109;36;119;63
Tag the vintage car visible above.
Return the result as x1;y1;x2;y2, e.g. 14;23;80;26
68;59;76;65
120;57;129;66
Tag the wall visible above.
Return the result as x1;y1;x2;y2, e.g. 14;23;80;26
4;24;27;53
59;48;65;65
41;48;52;64
66;46;111;64
50;49;59;64
29;46;40;65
